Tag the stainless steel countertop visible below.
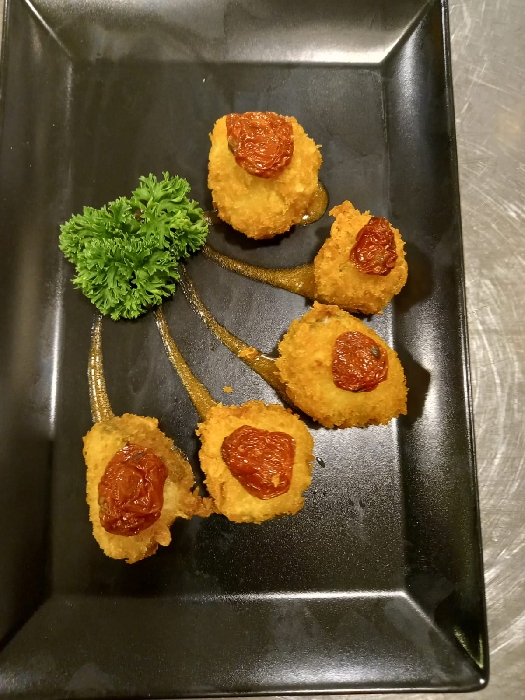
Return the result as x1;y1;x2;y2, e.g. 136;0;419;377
1;0;523;697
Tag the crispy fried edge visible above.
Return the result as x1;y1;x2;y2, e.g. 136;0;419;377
84;413;213;564
276;303;407;428
196;401;314;523
208;115;322;239
314;201;408;314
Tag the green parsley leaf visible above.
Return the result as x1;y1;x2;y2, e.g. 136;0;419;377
59;172;208;320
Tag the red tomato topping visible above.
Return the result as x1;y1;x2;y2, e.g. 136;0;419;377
98;443;168;536
226;112;294;178
332;331;388;392
221;425;295;499
349;216;397;276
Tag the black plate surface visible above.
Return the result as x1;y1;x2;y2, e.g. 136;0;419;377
0;0;488;697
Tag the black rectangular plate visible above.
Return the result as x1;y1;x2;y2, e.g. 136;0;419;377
0;0;488;697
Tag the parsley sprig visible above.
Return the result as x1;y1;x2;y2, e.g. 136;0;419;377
59;173;208;320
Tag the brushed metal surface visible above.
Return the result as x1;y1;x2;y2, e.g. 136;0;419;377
0;0;523;697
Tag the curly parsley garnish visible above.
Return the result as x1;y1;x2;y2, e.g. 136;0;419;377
59;172;208;320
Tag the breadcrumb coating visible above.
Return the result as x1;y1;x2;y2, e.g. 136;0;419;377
276;303;407;428
208;115;322;239
197;401;314;523
314;201;408;314
84;413;213;563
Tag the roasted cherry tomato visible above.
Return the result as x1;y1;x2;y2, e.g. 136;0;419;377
226;112;294;178
221;425;295;499
98;443;167;536
350;216;397;276
332;331;388;392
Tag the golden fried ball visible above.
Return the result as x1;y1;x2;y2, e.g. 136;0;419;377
84;413;213;563
197;401;314;523
314;201;408;314
208;115;322;239
276;303;407;428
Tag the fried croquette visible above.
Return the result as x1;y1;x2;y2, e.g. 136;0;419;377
84;413;213;563
197;401;314;523
208;115;322;239
276;303;407;428
314;201;408;314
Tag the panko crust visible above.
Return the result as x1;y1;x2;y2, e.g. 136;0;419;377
208;115;322;239
84;413;213;563
314;201;408;314
197;401;314;523
276;303;407;428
